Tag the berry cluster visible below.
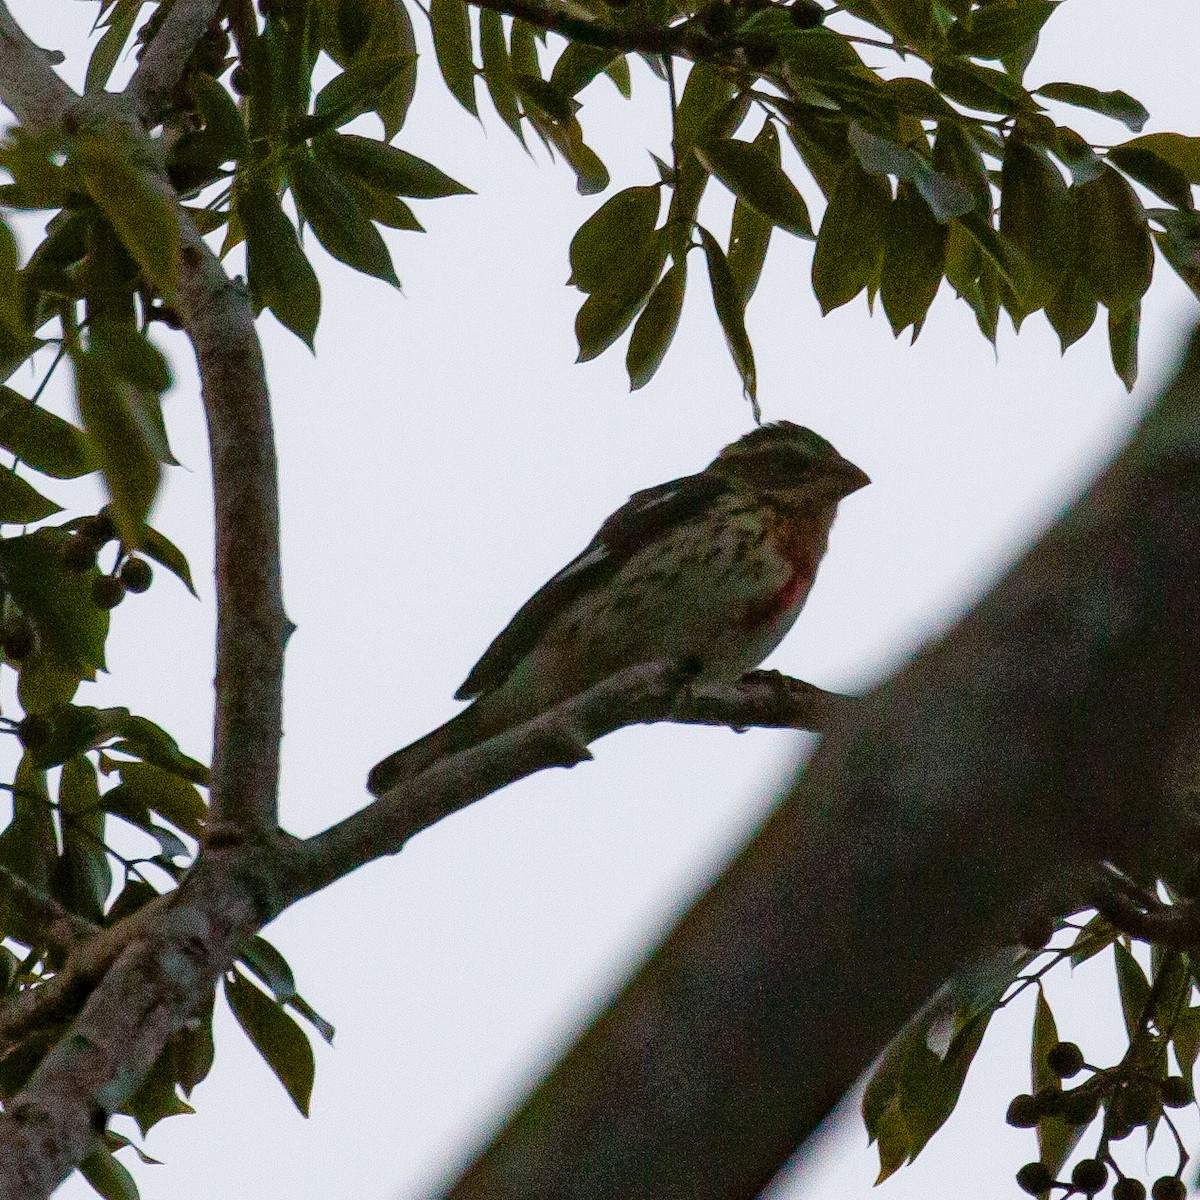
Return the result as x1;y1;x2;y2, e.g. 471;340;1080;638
1007;1038;1192;1200
63;511;154;611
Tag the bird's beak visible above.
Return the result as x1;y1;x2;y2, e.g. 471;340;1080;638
833;457;871;497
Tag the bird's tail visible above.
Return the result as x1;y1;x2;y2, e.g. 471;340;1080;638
366;703;487;796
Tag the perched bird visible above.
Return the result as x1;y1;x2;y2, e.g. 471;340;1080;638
367;422;869;796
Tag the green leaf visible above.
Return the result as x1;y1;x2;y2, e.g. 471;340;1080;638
72;344;162;536
107;713;208;784
881;179;947;339
550;44;622;97
667;65;740;243
999;139;1074;309
930;59;1032;115
289;153;399;286
0;469;59;523
479;9;523;143
1107;145;1193;211
141;523;197;597
1108;301;1139;392
697;136;813;238
240;935;297;1003
57;754;110;924
785;106;851;198
1112;133;1200;184
812;157;891;313
848;124;972;221
513;78;609;196
727;124;775;305
0;756;55;894
1114;940;1151;1039
1075;164;1153;312
1032;989;1085;1176
71;133;179;301
574;229;667;363
84;0;141;95
626;260;686;391
569;186;661;292
320;134;472;199
1172;1007;1200;1075
112;761;206;839
123;1043;194;1136
311;53;417;133
949;0;1056;60
0;386;95;479
931;121;991;218
1036;82;1149;133
0;529;108;678
1045;271;1097;353
430;0;478;118
225;970;316;1116
1153;209;1200;302
698;227;756;410
237;178;322;348
79;1147;139;1200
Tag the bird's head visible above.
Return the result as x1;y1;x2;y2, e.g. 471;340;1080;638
707;421;870;502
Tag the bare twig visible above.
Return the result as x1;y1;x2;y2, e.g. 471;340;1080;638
128;0;225;128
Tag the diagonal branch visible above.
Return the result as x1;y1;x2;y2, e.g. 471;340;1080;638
0;2;75;130
0;865;99;960
127;0;225;128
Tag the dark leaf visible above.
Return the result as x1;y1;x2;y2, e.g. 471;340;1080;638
550;44;622;97
237;177;322;347
697;136;813;237
140;523;197;597
0;756;55;895
114;760;206;839
0;469;59;523
1032;989;1085;1175
1075;164;1153;311
881;179;947;339
574;230;667;362
698;227;756;409
1107;145;1193;211
784;106;850;197
931;121;991;218
479;9;523;142
107;713;208;784
430;0;478;118
626;260;686;391
949;0;1056;60
225;970;316;1116
1036;82;1149;133
57;755;110;924
240;935;297;1002
999;139;1074;309
1108;301;1139;392
123;1044;194;1136
78;1147;138;1200
848;124;972;221
1153;209;1200;302
568;186;661;292
1114;940;1151;1040
727;123;775;305
320;133;472;198
0;386;95;479
289;154;399;286
1112;133;1200;184
1045;271;1097;352
812;157;891;313
84;0;140;95
930;59;1032;115
311;53;417;134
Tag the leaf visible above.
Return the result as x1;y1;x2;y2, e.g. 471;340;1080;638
1153;209;1200;302
320;134;473;199
113;761;206;838
1112;133;1200;184
930;59;1032;115
949;0;1056;60
123;1044;194;1136
699;227;756;410
626;260;686;391
1075;164;1153;312
57;755;110;924
1172;1007;1200;1075
812;157;891;313
847;124;972;221
1035;82;1149;133
479;9;523;143
236;178;322;348
1107;145;1193;211
881;179;947;339
430;0;478;118
108;713;208;783
569;186;661;292
84;0;140;95
141;523;197;597
71;133;179;301
0;529;108;678
1032;989;1085;1176
697;136;813;238
550;44;622;97
289;153;399;287
240;935;297;1002
0;756;55;894
0;387;95;479
0;469;59;523
225;970;316;1116
931;121;990;218
72;344;162;536
574;230;667;363
1108;301;1139;392
727;121;774;309
1045;271;1097;353
310;53;417;134
1114;941;1151;1039
79;1147;139;1200
999;139;1074;309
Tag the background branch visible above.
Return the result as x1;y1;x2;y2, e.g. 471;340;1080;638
127;0;224;128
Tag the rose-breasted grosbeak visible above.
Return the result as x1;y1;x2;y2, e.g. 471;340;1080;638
367;422;869;796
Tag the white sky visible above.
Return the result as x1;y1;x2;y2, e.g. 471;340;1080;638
2;0;1199;1197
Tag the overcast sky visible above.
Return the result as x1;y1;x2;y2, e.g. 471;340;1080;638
4;1;1200;1197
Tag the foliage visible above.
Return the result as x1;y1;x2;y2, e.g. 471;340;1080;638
0;0;1196;1195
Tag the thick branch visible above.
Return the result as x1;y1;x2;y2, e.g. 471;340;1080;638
0;3;75;131
289;667;847;901
0;865;98;959
439;327;1200;1200
127;0;224;128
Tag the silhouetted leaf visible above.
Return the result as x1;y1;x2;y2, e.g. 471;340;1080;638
1112;133;1200;184
1107;145;1193;211
575;229;666;362
140;523;197;597
310;54;417;134
699;227;756;409
882;179;946;339
0;386;95;479
1108;301;1139;391
931;59;1031;115
626;260;686;391
949;0;1055;60
813;157;890;313
479;10;523;142
1045;271;1097;352
999;139;1073;309
697;136;813;237
431;0;478;117
569;186;661;292
1075;164;1153;311
225;970;315;1116
1153;209;1200;301
321;134;472;198
79;1147;138;1200
1036;82;1149;132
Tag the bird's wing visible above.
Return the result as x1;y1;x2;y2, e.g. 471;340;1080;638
454;470;731;698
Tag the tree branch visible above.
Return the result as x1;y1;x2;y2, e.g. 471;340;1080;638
0;2;75;131
127;0;225;128
0;866;98;964
438;325;1200;1200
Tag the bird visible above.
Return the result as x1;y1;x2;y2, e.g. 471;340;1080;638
367;421;869;796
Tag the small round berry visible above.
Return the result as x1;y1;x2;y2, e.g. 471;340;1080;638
789;0;825;26
1032;1083;1064;1117
79;512;117;546
1015;1161;1054;1196
1151;1177;1186;1200
1070;1157;1107;1195
16;713;52;750
92;575;126;610
119;557;153;594
1121;1083;1157;1126
1006;1093;1041;1128
63;535;98;574
700;2;735;36
1159;1076;1191;1108
230;64;251;94
1060;1088;1099;1126
1113;1179;1147;1200
1047;1041;1086;1079
742;36;778;69
1;616;34;661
